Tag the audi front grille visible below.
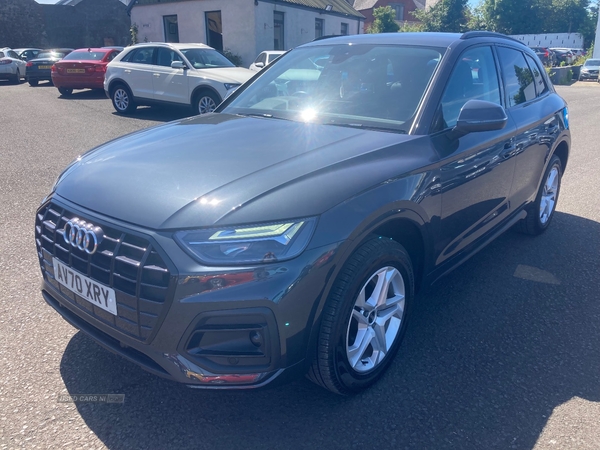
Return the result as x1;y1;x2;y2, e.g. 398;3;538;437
35;202;175;342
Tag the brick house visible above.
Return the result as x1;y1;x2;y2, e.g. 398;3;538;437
352;0;439;30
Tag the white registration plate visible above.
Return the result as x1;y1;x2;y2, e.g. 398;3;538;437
53;258;117;315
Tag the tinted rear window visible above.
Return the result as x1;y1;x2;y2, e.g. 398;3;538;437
63;51;107;61
37;52;65;59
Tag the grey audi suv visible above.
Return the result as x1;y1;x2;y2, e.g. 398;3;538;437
36;32;570;395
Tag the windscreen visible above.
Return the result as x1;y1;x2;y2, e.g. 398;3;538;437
37;52;65;59
221;44;443;133
180;49;234;69
63;51;107;61
584;59;600;66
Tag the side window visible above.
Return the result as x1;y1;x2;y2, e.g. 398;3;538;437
525;54;547;97
156;47;182;67
106;51;118;62
497;47;536;107
256;53;267;65
436;46;501;131
127;48;155;65
8;51;19;59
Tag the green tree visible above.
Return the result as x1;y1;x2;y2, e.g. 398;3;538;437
412;0;469;32
367;6;400;33
481;0;546;34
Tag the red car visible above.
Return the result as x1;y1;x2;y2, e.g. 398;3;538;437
51;48;121;96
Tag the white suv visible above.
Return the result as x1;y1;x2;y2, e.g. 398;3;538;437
104;43;254;115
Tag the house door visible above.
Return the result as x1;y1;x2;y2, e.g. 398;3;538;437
163;15;179;43
205;11;223;51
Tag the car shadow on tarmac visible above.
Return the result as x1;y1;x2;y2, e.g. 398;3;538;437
59;211;600;449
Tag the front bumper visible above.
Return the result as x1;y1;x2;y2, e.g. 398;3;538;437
579;71;598;79
37;197;340;389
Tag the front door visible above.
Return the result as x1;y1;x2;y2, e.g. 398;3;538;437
431;45;517;266
152;47;189;105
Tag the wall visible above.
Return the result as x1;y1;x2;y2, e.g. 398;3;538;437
510;33;584;49
41;0;131;48
254;2;362;57
0;0;46;48
131;0;257;67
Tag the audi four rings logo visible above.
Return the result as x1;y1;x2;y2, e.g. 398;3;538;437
63;218;104;255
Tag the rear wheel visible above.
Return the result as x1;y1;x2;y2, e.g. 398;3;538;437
192;90;220;115
516;155;562;235
58;87;73;96
11;69;20;84
307;236;414;395
111;84;136;114
28;79;39;87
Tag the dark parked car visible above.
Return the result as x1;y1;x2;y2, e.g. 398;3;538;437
13;48;42;61
26;48;73;86
36;32;570;395
530;46;555;67
550;48;574;66
51;48;121;96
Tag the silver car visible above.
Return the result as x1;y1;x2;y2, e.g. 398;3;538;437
0;48;27;84
580;58;600;81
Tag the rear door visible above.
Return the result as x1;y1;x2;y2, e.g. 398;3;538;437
430;45;517;266
497;46;561;211
119;47;156;100
151;47;189;104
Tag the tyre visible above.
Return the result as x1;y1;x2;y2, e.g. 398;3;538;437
58;87;73;96
111;84;136;114
192;90;220;115
11;69;20;85
516;154;562;235
29;79;39;87
307;236;414;395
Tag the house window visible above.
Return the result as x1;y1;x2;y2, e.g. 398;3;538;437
274;11;285;50
390;3;405;21
163;15;179;43
315;18;324;39
341;22;348;35
205;11;223;51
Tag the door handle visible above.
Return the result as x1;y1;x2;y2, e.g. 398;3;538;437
528;133;538;140
153;73;161;77
124;69;131;74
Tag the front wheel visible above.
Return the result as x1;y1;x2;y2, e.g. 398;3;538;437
192;90;220;115
516;154;562;235
307;236;414;395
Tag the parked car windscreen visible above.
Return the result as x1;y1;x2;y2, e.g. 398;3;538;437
62;51;108;61
584;59;600;66
180;49;235;69
37;52;66;59
222;44;444;133
0;52;5;58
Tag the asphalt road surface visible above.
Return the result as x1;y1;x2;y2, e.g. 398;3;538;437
1;80;599;450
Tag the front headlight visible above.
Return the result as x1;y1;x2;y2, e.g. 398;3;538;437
175;218;317;265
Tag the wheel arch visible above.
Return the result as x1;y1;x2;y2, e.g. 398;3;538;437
552;139;569;173
107;78;132;97
190;84;222;104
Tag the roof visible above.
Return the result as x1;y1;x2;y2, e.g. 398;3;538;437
131;0;363;18
352;0;426;11
129;42;212;50
301;32;461;48
276;0;363;18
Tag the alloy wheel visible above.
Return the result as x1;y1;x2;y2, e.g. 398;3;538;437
346;266;406;373
198;95;217;114
539;165;559;224
114;88;129;111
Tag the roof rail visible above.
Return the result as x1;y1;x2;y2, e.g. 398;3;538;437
460;31;523;44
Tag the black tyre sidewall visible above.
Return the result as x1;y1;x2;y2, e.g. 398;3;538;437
328;240;414;392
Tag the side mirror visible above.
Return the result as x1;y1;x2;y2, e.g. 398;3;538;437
171;61;186;69
254;62;265;68
453;100;507;138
